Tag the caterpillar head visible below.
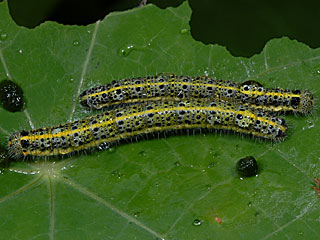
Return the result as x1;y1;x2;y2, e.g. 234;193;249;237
8;132;24;159
298;90;314;114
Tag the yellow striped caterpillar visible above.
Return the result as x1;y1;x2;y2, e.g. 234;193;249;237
8;99;287;158
80;74;313;114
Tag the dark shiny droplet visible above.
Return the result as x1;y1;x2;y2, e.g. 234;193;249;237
0;79;25;112
236;156;258;177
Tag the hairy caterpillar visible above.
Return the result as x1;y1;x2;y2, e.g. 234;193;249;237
8;100;287;158
80;74;313;114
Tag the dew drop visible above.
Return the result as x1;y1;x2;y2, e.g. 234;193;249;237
306;120;315;129
108;147;116;153
139;150;146;156
18;49;23;54
209;148;219;158
73;40;80;46
192;219;202;226
174;161;180;167
180;28;189;34
247;201;252;207
254;211;259;217
0;32;7;41
205;184;211;190
117;44;135;57
111;170;123;179
133;211;140;217
207;162;215;168
316;70;320;75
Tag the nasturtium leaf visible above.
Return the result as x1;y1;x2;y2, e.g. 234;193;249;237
0;1;319;239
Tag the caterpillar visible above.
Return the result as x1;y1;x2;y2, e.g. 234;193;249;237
8;99;287;158
80;74;314;114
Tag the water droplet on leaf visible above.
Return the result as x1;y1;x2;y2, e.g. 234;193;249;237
139;150;146;156
73;40;80;46
192;219;202;226
118;44;135;57
180;28;189;34
133;211;140;217
207;162;215;168
111;170;123;179
108;147;116;153
0;33;7;41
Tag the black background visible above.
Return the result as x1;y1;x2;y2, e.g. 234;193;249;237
6;0;320;57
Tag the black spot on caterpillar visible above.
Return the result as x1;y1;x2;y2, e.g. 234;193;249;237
8;99;287;158
80;74;313;114
0;79;25;112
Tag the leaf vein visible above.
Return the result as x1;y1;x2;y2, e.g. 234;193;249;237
60;175;165;239
69;20;100;121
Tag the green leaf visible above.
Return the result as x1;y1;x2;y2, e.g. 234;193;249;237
0;1;319;239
